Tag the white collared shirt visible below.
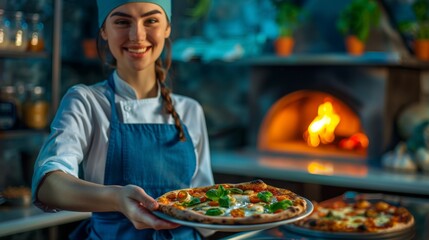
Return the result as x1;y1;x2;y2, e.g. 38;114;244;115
32;71;214;211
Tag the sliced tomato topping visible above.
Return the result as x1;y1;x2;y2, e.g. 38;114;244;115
249;195;261;203
276;195;290;201
177;191;188;201
231;208;245;218
166;192;177;200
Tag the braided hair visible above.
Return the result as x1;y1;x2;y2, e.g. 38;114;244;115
156;39;187;141
96;30;187;142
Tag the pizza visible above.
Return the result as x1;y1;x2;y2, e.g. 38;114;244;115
293;198;414;234
156;179;308;225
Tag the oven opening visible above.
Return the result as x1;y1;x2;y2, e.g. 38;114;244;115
258;90;368;160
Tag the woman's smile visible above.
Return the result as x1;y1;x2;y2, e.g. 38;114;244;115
126;46;152;57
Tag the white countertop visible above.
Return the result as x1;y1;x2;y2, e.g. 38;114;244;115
211;150;429;196
0;205;90;237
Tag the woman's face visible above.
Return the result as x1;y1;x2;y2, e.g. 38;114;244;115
101;2;171;73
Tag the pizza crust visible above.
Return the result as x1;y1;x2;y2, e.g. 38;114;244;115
156;180;308;225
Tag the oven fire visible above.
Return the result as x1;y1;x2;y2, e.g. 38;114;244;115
258;90;369;160
304;100;340;147
304;100;369;152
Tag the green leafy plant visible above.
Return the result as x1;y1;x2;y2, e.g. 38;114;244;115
271;0;303;37
337;0;381;42
399;0;429;40
186;0;212;20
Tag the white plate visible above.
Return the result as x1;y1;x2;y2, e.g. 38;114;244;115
152;198;313;232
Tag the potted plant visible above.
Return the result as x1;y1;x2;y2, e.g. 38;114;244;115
337;0;381;55
399;0;429;61
271;0;303;56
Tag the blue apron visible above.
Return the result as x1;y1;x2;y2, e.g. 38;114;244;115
70;75;201;240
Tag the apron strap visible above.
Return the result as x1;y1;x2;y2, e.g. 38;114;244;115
107;74;120;125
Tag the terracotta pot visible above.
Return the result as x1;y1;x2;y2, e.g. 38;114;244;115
275;37;294;56
82;39;98;59
414;39;429;61
345;35;365;56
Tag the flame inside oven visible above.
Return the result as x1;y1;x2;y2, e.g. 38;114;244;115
304;100;340;147
258;90;369;160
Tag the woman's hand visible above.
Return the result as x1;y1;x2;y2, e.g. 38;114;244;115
117;185;180;230
37;172;178;230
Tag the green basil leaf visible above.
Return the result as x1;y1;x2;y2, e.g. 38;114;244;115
205;208;224;216
206;185;228;201
268;200;292;213
229;188;244;194
206;189;219;201
257;191;273;203
184;197;201;207
219;196;230;208
218;185;228;198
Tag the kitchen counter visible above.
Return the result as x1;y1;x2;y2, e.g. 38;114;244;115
211;150;429;196
0;205;90;237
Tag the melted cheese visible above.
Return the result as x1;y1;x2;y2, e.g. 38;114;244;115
345;216;366;228
374;213;390;227
246;204;265;215
316;205;393;230
233;194;250;203
189;193;275;217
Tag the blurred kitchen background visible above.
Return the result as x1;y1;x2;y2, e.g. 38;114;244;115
1;0;429;239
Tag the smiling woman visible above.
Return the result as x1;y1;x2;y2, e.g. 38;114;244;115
31;0;214;239
101;3;172;98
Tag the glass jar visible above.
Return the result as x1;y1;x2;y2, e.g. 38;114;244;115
0;9;10;50
22;86;49;129
27;13;44;52
9;11;27;52
0;86;19;130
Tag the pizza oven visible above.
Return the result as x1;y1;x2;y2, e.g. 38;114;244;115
248;64;421;165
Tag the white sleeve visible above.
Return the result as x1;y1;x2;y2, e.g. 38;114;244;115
31;85;95;212
190;103;214;188
190;104;216;237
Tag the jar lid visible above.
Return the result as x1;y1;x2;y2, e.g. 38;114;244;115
28;86;45;95
14;11;23;18
31;13;40;22
0;85;16;94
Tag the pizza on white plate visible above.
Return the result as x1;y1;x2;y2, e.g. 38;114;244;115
156;180;308;225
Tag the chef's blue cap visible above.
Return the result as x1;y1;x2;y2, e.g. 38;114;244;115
97;0;171;28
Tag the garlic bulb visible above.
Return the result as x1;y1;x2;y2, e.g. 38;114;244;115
415;147;429;173
382;142;417;173
397;103;429;140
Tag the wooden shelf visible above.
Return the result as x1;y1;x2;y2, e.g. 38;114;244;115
0;129;48;140
0;50;49;59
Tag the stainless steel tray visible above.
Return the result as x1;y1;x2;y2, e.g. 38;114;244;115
223;226;415;240
283;223;415;240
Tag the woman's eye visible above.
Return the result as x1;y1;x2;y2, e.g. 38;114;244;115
146;18;159;24
114;20;130;26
